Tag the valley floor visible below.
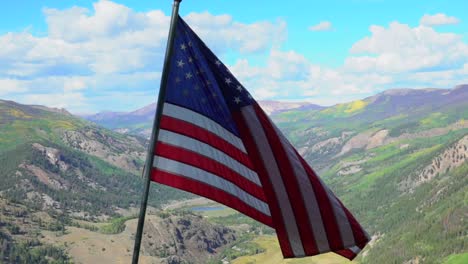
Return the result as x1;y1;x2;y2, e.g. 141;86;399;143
41;217;161;264
232;236;354;264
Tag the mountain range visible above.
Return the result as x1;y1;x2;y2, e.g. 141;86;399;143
81;101;323;138
0;85;467;263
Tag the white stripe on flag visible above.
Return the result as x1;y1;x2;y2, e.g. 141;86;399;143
271;119;356;250
158;129;261;186
241;105;305;257
273;126;331;253
163;103;247;153
323;184;356;248
153;156;270;216
349;246;361;254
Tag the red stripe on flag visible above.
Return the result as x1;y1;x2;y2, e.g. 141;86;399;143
334;249;357;260
155;142;267;202
232;111;294;258
253;104;319;255
151;169;273;227
297;155;345;251
160;115;254;170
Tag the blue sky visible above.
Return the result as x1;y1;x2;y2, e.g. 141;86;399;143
0;0;467;113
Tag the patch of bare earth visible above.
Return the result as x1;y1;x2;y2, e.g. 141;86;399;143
336;157;371;176
366;130;389;149
338;165;362;175
41;213;236;264
20;164;68;190
307;131;353;156
338;120;468;156
162;198;211;210
338;130;375;156
41;218;161;264
388;120;468;144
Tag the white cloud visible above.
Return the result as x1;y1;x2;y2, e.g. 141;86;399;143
309;21;332;31
21;92;88;110
63;78;87;92
0;79;27;95
44;1;152;42
345;22;468;73
185;12;286;53
229;49;393;103
420;13;460;26
0;1;285;79
0;0;287;112
0;1;467;112
227;19;467;105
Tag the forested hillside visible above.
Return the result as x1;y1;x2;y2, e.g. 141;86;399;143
272;85;468;263
0;99;192;263
1;85;466;263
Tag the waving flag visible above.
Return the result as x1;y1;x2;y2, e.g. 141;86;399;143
150;16;370;259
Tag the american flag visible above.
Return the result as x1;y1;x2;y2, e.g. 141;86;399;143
151;16;370;259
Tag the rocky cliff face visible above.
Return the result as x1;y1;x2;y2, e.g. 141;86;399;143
398;135;468;193
62;129;146;174
141;213;236;264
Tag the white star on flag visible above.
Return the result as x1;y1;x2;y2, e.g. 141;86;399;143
148;15;370;262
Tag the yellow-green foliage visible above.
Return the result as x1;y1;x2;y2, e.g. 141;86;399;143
232;235;354;264
198;207;237;218
354;144;442;190
99;216;135;234
345;100;369;113
7;109;32;119
50;120;77;130
320;100;369;117
444;253;468;264
420;112;448;127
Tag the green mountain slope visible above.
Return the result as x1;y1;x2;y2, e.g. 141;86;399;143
0;99;195;263
0;99;191;216
272;86;467;263
1;85;466;263
81;100;323;138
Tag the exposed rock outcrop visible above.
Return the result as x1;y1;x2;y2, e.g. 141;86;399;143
399;135;467;192
414;135;467;187
338;120;468;156
62;130;145;174
32;143;69;171
142;213;236;264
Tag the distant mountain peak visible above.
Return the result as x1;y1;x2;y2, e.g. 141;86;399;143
453;83;468;91
0;99;72;116
365;85;467;104
258;100;323;115
130;102;156;116
380;87;448;96
31;105;73;116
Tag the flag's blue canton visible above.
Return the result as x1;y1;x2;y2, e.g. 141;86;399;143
165;17;254;136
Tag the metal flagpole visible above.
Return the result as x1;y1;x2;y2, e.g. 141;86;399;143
131;1;182;263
